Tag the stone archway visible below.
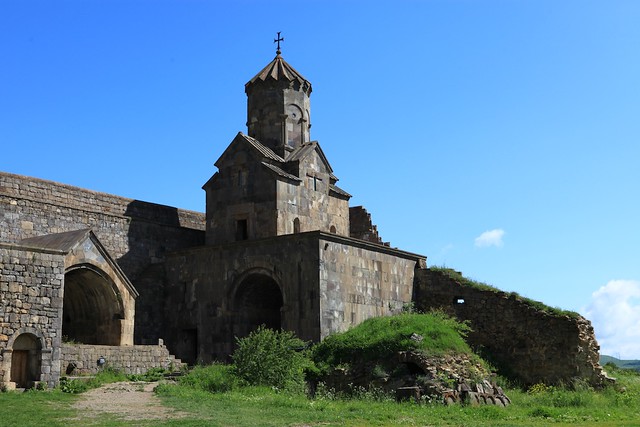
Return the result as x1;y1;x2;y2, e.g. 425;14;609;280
232;273;284;339
63;264;125;345
10;333;42;389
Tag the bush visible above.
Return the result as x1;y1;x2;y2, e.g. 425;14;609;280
232;326;312;392
179;364;239;393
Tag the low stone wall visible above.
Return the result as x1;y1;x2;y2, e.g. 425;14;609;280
413;268;609;387
60;342;183;376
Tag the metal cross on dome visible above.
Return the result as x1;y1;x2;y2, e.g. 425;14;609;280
274;32;284;55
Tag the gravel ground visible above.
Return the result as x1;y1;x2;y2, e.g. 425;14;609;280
71;381;187;422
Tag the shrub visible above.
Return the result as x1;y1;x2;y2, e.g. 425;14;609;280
232;326;312;392
178;364;239;393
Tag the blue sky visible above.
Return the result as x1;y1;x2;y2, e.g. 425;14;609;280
2;1;639;358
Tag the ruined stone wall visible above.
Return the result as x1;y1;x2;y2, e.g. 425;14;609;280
0;244;65;388
349;206;386;245
60;342;182;376
413;268;607;387
0;171;205;280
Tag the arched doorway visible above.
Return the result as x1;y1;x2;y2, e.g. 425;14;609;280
63;265;125;345
233;273;283;339
10;333;42;389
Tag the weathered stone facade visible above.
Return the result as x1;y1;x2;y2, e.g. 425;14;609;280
163;231;419;363
0;47;607;389
0;244;65;389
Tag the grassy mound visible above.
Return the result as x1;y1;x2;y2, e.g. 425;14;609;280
313;311;474;369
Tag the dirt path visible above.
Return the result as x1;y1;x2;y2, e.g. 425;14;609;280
71;381;187;422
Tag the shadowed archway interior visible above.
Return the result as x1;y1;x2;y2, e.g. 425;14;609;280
63;266;124;345
233;273;283;339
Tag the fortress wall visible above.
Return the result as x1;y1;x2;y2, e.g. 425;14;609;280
0;172;205;280
413;268;608;387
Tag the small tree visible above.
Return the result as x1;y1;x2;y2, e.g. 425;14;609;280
232;326;311;391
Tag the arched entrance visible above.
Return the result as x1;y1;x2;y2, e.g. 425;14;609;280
63;265;125;345
10;333;42;389
233;273;283;339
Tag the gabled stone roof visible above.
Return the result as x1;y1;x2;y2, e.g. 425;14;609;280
214;132;284;169
245;54;312;95
20;228;93;252
19;229;138;298
212;133;348;198
242;134;285;162
261;162;301;182
287;141;334;174
329;184;352;199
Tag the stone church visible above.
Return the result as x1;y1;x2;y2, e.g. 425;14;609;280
0;44;607;390
0;46;424;389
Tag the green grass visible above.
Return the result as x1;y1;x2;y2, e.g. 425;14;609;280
153;369;640;426
312;311;475;369
0;389;76;427
2;366;640;426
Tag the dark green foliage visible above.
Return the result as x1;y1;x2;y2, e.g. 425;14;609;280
232;326;312;391
126;367;168;382
312;311;473;369
178;364;239;393
431;267;580;318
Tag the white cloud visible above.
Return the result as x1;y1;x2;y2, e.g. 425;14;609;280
474;229;505;248
584;280;640;360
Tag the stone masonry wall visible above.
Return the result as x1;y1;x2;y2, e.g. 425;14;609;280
0;172;205;280
1;171;206;343
413;268;608;387
319;236;417;338
60;342;182;376
0;244;65;388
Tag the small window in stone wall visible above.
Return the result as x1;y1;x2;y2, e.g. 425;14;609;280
236;219;248;241
455;297;465;304
330;225;336;234
307;174;322;191
293;218;300;234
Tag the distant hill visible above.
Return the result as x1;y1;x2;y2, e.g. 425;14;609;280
601;355;640;371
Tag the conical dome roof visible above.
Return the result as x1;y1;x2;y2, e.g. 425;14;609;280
245;54;312;95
